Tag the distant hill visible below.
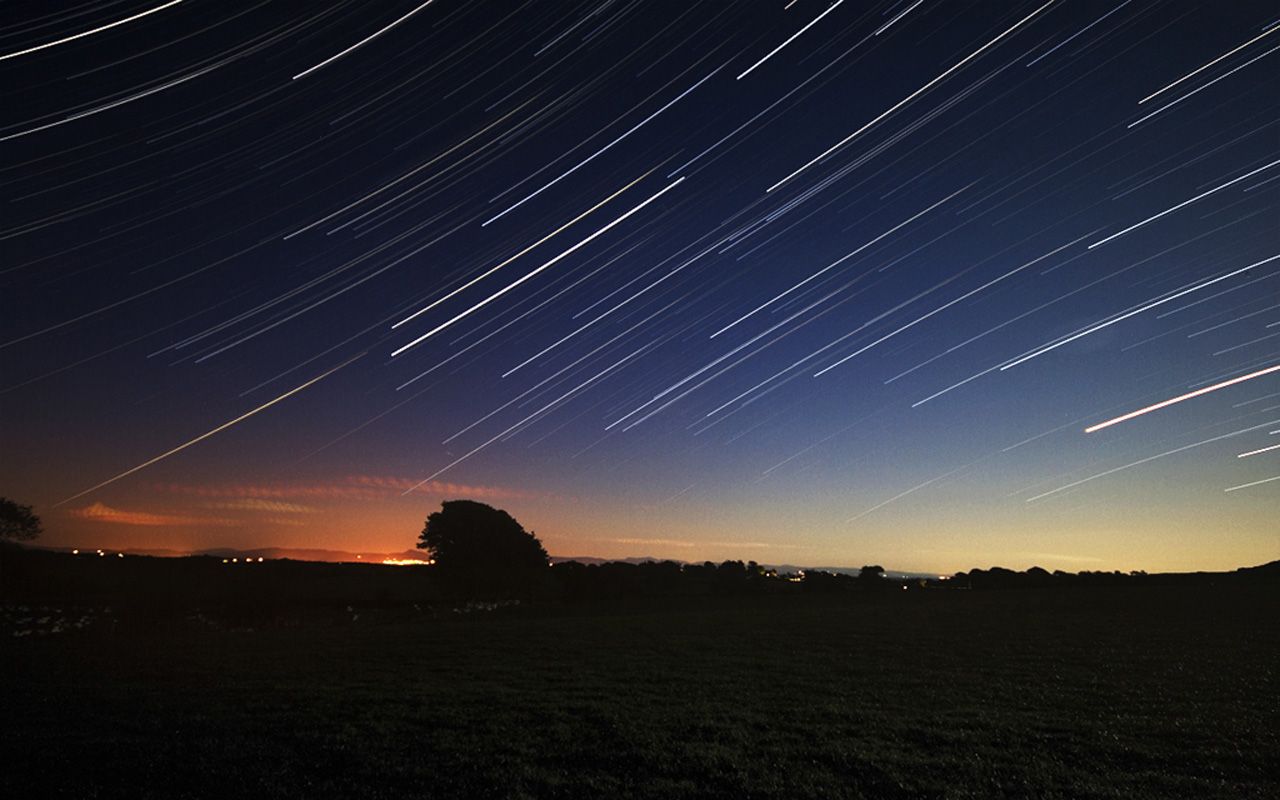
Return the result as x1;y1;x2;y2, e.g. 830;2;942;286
1234;560;1280;578
549;555;671;566
767;564;944;580
552;556;939;579
194;547;431;563
31;544;1277;580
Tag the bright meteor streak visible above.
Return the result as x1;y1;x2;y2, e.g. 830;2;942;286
1085;364;1280;433
55;354;365;506
0;0;186;62
390;177;685;357
1237;442;1280;459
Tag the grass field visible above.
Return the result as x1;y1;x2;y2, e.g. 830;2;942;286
3;584;1276;798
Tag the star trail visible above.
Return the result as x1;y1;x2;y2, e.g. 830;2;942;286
2;1;1276;572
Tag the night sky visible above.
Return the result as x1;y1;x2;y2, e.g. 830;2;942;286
3;1;1277;572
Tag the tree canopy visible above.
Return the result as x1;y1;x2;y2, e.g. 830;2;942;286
417;500;547;597
0;497;42;542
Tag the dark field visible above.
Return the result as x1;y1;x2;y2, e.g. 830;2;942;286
3;574;1277;799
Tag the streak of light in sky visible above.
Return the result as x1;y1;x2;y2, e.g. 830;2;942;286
55;353;365;506
292;1;439;80
0;0;187;63
1085;364;1280;433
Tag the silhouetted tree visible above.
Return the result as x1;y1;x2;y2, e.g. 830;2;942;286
858;564;885;580
0;498;42;542
710;559;748;593
417;500;547;598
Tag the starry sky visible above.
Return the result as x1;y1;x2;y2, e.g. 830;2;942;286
2;1;1277;572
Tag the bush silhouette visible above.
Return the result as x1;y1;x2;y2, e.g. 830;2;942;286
417;500;548;599
0;497;42;542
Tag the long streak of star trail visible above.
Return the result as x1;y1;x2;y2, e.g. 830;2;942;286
55;354;365;506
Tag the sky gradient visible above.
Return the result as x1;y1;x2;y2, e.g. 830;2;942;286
2;1;1278;572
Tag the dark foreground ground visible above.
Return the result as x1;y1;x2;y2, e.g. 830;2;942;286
2;579;1277;799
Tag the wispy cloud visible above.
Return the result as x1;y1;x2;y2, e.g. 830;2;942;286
1019;552;1104;564
202;498;317;513
157;476;555;503
611;537;790;550
68;502;237;527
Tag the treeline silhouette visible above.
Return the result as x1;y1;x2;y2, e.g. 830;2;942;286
947;562;1279;588
3;543;1276;632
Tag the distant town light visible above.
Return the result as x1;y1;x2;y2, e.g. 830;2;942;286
72;549;79;555
257;557;263;562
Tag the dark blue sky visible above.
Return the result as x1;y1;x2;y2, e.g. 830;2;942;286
2;1;1277;570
